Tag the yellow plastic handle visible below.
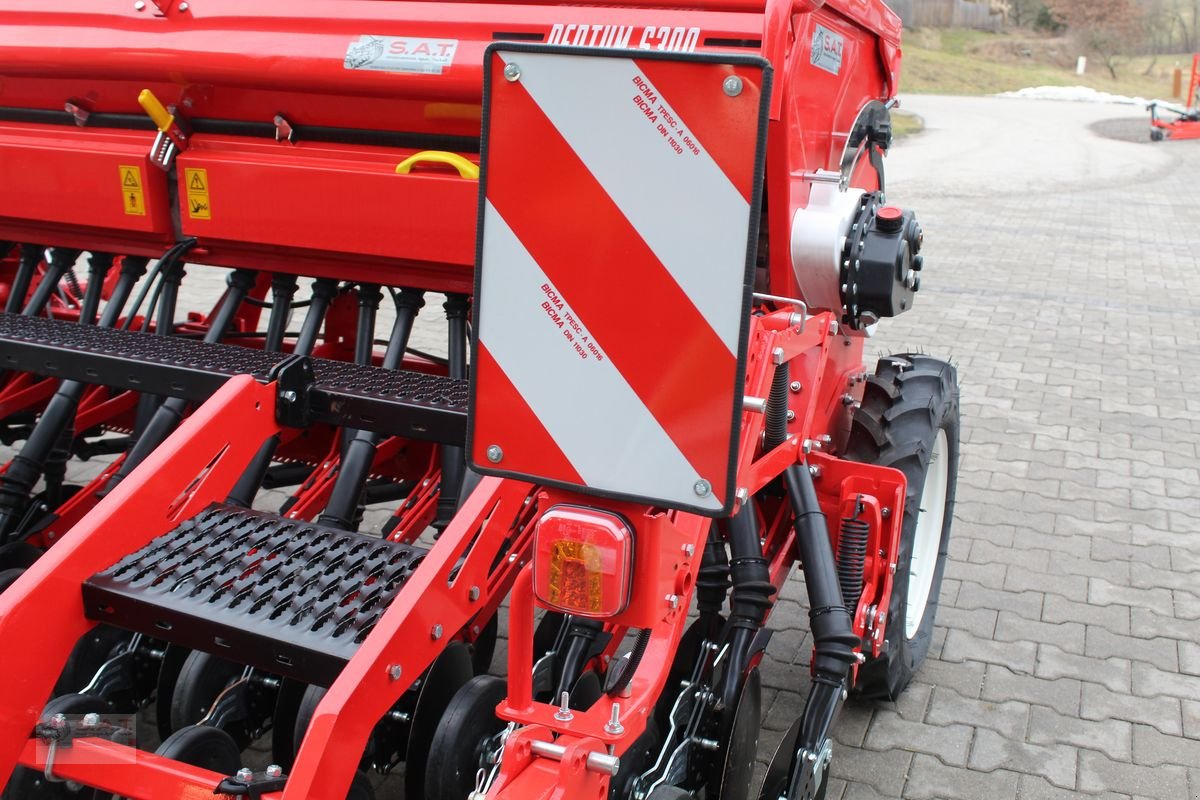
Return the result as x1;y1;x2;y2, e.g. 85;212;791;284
394;151;479;180
138;89;174;133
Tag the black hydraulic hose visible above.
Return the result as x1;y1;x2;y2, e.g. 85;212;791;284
318;289;425;530
263;274;299;353
718;499;776;711
354;284;383;367
22;248;80;316
99;257;151;329
43;251;113;500
106;268;257;488
554;617;603;702
226;277;339;510
133;248;192;434
0;253;151;541
78;254;115;326
436;293;470;528
783;464;859;752
5;244;42;314
293;278;338;355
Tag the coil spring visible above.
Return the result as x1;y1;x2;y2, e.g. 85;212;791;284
837;501;870;609
63;267;82;300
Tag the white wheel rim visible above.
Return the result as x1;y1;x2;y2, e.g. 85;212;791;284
905;429;948;640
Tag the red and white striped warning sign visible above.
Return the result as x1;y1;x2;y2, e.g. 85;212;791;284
471;46;770;515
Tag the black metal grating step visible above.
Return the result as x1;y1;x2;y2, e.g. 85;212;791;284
0;312;468;443
82;504;427;686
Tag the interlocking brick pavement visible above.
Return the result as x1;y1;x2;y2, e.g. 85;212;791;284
2;96;1198;799
758;96;1200;799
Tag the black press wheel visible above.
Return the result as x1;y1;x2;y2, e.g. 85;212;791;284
424;675;508;800
155;725;241;775
845;353;959;700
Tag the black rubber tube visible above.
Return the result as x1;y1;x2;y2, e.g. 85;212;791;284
22;248;79;316
5;245;42;315
318;289;424;530
783;463;859;753
436;293;470;528
107;269;257;487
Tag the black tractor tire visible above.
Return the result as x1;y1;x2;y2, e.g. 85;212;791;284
844;353;959;700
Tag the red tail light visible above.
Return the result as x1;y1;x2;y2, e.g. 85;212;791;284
533;506;634;618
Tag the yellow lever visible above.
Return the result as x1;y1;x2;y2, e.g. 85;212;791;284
395;151;479;180
138;89;175;133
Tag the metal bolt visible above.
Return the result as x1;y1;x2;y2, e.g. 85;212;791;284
696;737;721;751
682;544;695;558
666;594;679;610
856;652;866;664
82;713;100;726
802;439;814;453
178;0;189;9
387;664;402;680
50;714;68;730
604;703;624;735
790;381;802;392
236;768;254;782
841;393;855;406
554;691;574;722
468;586;480;602
134;0;145;9
431;624;443;640
841;689;849;701
809;465;822;478
486;444;503;463
693;479;711;497
786;410;796;422
722;75;743;96
881;507;891;518
281;390;297;403
265;765;283;779
504;62;521;82
736;487;749;504
818;435;832;445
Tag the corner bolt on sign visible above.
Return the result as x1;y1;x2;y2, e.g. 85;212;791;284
469;45;771;516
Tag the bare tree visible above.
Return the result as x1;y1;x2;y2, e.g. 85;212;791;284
1048;0;1146;77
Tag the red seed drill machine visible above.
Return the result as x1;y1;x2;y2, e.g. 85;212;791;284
0;2;958;799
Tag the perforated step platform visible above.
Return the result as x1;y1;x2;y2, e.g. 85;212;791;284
0;312;467;444
82;504;427;686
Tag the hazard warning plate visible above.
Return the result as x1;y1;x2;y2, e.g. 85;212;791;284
470;45;771;516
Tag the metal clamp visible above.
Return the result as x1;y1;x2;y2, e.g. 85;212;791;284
267;354;315;429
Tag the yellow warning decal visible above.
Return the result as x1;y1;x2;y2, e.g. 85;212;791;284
184;167;211;220
119;164;145;216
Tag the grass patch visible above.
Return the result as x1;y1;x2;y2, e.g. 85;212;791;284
899;28;1192;99
890;110;925;138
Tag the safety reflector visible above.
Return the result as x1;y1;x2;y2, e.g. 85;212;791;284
533;506;634;618
470;44;771;516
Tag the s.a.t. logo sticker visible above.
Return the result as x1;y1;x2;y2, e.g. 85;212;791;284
810;24;844;75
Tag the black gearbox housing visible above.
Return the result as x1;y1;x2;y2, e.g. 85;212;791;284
839;192;924;330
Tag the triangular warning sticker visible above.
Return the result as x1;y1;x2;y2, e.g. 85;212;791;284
120;167;141;188
188;172;206;191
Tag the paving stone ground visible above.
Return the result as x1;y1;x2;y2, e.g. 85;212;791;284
3;95;1198;799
